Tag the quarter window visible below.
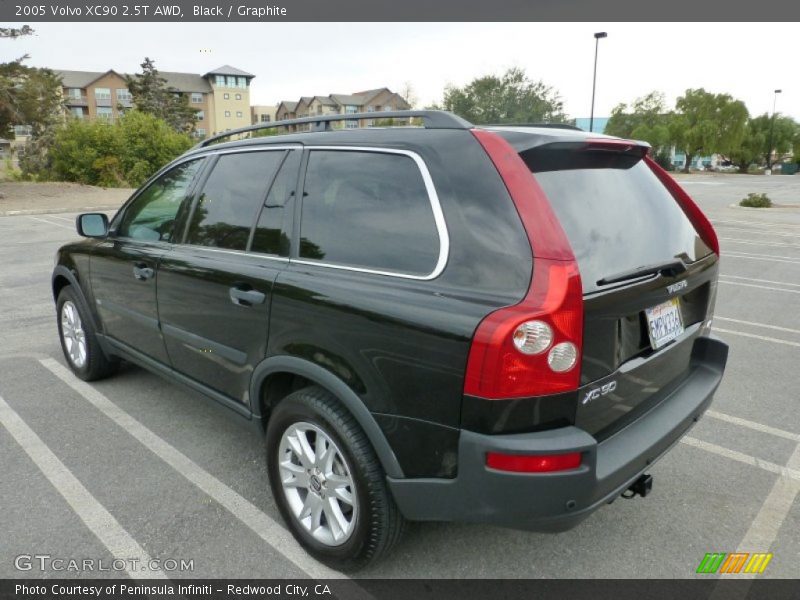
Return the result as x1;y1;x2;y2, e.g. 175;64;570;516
185;151;284;251
118;160;203;242
299;151;439;275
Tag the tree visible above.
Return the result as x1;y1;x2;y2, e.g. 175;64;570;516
605;91;671;147
669;88;748;173
0;25;34;39
126;58;197;134
442;67;567;125
764;114;797;168
723;114;796;173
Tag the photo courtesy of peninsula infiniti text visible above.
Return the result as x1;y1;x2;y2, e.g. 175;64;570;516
51;109;729;571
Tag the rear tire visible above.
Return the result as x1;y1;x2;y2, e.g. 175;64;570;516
56;286;118;381
266;386;405;571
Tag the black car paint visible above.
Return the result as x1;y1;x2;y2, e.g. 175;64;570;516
53;124;724;492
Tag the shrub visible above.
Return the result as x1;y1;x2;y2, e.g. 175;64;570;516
739;193;772;208
46;111;193;187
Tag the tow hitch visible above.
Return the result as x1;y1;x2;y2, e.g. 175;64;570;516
622;474;653;499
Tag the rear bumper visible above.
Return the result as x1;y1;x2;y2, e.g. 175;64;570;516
388;336;728;531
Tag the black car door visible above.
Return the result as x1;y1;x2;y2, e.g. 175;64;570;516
91;158;206;363
156;147;300;406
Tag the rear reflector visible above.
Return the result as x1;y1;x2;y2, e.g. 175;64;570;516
645;156;720;256
486;451;582;473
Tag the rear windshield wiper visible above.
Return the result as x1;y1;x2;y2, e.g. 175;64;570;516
596;259;687;286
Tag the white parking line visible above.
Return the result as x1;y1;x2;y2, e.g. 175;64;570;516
713;327;800;348
0;394;165;579
713;218;800;230
718;280;800;295
720;237;800;249
716;226;800;238
705;410;800;443
39;358;365;586
718;275;800;289
27;216;74;231
731;443;800;579
714;316;800;336
680;436;800;482
724;251;800;264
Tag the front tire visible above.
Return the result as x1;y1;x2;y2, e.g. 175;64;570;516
56;286;118;381
266;386;405;571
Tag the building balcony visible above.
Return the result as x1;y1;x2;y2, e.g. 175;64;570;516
117;97;134;108
95;98;112;107
65;96;88;106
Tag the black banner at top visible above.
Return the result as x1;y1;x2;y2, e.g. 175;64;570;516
2;0;800;21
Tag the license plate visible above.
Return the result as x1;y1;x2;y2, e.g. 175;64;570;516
645;298;684;350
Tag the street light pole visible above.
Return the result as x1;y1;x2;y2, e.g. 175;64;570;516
767;89;782;169
589;31;607;133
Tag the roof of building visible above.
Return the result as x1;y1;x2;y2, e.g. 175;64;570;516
54;68;213;93
313;96;337;106
329;94;367;105
204;65;255;78
277;101;298;112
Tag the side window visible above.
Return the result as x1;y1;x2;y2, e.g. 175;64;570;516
252;150;300;256
118;159;203;242
185;151;284;251
299;151;440;275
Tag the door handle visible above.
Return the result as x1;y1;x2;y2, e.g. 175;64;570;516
132;262;154;281
229;286;266;307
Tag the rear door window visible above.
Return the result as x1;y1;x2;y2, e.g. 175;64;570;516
523;148;710;294
298;150;440;276
185;151;284;251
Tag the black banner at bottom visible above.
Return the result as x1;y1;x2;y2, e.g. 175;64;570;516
1;579;799;600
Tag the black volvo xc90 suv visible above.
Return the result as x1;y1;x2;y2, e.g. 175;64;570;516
52;110;728;570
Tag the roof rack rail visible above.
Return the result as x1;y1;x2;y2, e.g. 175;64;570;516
194;110;473;149
482;123;583;131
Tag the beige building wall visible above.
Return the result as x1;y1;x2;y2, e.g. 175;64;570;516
210;82;251;134
251;105;277;125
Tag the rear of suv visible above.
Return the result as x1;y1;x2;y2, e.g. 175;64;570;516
52;110;728;571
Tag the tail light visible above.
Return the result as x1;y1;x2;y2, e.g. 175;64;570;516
466;130;583;399
645;156;720;256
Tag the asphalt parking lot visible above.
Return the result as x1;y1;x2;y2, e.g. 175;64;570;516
1;173;799;580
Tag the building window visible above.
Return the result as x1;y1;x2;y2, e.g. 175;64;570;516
14;125;32;136
94;87;111;100
367;106;375;113
345;120;358;129
69;107;84;119
236;111;243;118
237;77;247;88
196;110;204;121
224;110;231;117
116;88;132;105
223;93;229;100
195;128;206;138
215;75;226;86
260;114;271;123
227;76;237;87
383;106;393;112
191;93;203;104
67;88;82;99
345;105;358;114
96;107;113;120
235;93;242;100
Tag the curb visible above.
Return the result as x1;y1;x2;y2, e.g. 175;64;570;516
0;205;122;217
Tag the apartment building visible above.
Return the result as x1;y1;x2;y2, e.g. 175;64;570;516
55;65;255;137
251;105;277;125
275;88;411;130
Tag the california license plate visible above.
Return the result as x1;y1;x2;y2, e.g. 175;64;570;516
645;298;684;350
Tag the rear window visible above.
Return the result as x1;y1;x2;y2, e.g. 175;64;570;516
523;148;710;294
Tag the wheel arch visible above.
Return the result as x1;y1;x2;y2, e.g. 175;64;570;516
251;355;405;479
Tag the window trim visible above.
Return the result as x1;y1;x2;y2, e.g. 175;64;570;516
293;146;449;281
